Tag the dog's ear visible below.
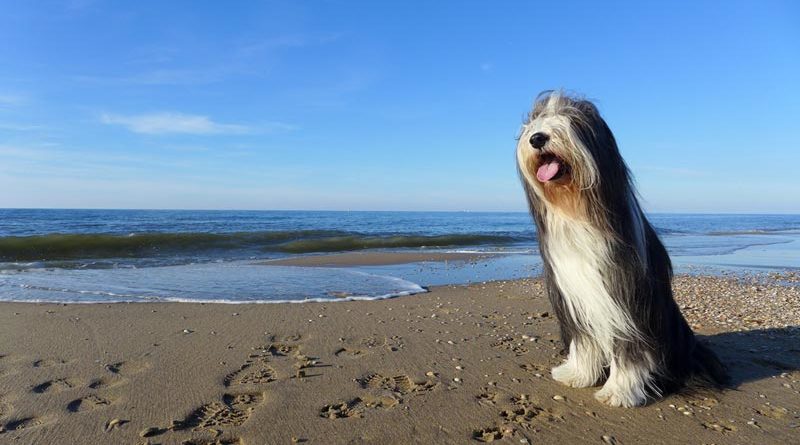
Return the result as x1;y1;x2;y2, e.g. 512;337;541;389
574;99;600;117
569;101;621;161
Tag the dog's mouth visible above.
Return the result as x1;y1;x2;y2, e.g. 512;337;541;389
536;153;569;183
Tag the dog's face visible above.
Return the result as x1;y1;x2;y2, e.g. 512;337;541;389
517;92;621;217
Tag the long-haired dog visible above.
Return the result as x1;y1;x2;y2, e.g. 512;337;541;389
516;91;728;407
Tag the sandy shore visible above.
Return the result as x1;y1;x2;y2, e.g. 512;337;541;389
0;276;798;444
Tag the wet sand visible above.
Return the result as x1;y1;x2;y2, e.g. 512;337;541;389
0;276;798;444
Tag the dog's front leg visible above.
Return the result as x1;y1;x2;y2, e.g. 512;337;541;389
551;337;605;388
594;352;656;407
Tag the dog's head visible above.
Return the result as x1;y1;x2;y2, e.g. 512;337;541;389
517;91;629;219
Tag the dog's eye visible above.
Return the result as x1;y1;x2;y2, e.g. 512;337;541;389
529;132;549;149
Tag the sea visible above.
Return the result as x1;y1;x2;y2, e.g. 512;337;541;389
0;209;798;304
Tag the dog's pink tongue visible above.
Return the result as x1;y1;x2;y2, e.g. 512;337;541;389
536;160;561;182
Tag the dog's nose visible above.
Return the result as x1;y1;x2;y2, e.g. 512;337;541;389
529;132;549;149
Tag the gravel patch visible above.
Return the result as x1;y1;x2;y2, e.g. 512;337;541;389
673;272;800;332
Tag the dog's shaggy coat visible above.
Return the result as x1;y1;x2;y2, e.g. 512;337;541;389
516;91;728;407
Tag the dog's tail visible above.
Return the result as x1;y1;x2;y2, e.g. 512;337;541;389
689;341;730;387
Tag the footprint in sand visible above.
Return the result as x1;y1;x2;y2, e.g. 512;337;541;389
67;395;112;413
359;373;438;395
321;372;438;420
147;335;298;441
473;426;512;442
334;347;366;359
250;343;299;358
476;389;499;406
176;392;265;431
496;395;564;431
360;335;405;352
182;438;243;445
320;394;399;419
32;358;69;368
0;416;44;434
474;395;562;443
88;376;126;390
265;333;304;343
701;420;737;434
224;362;276;387
248;340;329;380
684;396;720;411
519;363;548;374
31;378;77;394
756;403;790;420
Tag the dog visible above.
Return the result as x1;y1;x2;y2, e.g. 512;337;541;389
516;91;728;407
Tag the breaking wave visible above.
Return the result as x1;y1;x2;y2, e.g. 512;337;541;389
0;231;527;261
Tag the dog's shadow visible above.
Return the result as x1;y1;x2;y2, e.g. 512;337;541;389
700;326;800;387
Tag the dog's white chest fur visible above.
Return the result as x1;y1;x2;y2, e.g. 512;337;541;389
543;212;634;352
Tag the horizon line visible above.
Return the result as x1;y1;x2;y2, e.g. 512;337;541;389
1;207;798;216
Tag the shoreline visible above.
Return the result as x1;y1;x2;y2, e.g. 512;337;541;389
0;276;798;444
5;246;797;305
1;274;797;330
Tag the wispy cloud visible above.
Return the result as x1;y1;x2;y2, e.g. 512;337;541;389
236;33;343;57
0;122;43;131
100;112;251;135
73;33;342;87
236;35;307;56
0;93;27;108
99;112;296;135
256;122;298;133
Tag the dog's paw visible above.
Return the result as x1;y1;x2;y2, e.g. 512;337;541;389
594;383;647;408
551;363;596;388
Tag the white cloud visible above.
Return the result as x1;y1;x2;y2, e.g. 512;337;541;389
100;112;251;135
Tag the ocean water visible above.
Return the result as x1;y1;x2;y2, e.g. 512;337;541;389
0;209;798;303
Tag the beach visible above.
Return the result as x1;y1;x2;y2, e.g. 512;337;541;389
4;1;799;443
1;268;798;444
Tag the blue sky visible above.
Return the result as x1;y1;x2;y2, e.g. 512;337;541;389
1;1;798;212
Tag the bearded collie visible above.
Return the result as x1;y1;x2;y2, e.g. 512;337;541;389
516;91;728;407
